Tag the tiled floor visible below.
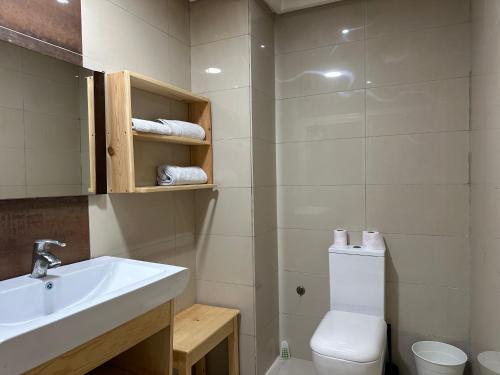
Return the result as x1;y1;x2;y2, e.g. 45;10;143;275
266;358;316;375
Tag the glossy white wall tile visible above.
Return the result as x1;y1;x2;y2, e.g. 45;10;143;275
83;0;196;311
277;138;365;185
275;0;364;54
276;41;365;99
277;90;365;142
366;132;469;185
470;0;500;366
366;0;470;38
191;35;250;93
190;0;249;46
366;23;471;87
275;2;472;370
366;185;469;236
367;78;470;136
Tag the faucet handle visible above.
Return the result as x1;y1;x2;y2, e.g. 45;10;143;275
34;239;66;253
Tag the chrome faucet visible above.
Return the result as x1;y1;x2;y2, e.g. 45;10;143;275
30;240;66;279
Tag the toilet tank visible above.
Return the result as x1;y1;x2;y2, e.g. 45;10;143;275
329;245;385;318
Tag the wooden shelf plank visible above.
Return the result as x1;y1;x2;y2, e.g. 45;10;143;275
132;131;210;146
128;71;209;103
135;184;216;193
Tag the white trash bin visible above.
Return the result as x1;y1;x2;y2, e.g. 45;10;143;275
412;341;467;375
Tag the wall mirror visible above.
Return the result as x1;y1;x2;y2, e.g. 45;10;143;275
0;40;97;199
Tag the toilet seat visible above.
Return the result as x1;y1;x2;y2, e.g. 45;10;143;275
310;310;386;363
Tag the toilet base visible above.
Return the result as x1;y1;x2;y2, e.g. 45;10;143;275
312;349;385;375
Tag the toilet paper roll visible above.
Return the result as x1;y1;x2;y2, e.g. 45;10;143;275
333;228;348;247
362;230;385;250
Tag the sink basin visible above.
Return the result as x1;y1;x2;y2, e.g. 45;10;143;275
0;256;188;374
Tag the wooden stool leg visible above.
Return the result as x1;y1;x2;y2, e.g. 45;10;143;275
194;357;206;375
228;317;239;375
179;362;192;375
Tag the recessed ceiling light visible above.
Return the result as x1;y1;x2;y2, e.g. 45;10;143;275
342;29;350;35
205;67;221;74
57;0;70;4
260;44;266;48
324;71;342;78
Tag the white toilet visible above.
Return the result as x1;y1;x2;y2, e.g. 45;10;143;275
310;237;387;375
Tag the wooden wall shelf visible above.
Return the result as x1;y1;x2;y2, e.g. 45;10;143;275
132;131;210;146
105;70;214;193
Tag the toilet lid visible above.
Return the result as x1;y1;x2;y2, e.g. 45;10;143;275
310;310;386;363
478;352;500;374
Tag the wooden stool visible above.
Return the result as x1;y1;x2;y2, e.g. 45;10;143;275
173;304;240;375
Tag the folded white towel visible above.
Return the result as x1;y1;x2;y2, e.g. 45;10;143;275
132;118;172;135
156;119;206;140
157;165;208;186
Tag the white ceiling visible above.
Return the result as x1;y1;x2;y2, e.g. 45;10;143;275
263;0;343;14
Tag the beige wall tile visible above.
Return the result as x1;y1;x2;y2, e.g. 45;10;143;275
276;41;365;99
196;234;254;286
0;107;24;149
213;138;252;187
256;318;279;375
277;138;365;186
367;185;469;236
191;35;250;93
386;282;470;342
470;0;500;364
252;89;275;142
279;270;329;318
277;185;365;230
208;87;252;141
255;230;279;322
470;185;500;239
108;0;170;34
89;194;176;257
366;132;469;185
367;78;470;136
385;234;470;289
471;129;500;185
366;23;471;87
0;41;22;70
190;0;249;46
0;148;26;186
240;333;258;375
195;187;253;236
22;76;79;116
0;68;23;109
82;0;170;82
167;35;191;90
472;0;500;76
26;150;82;186
0;186;26;199
278;229;332;275
254;187;277;235
366;0;470;38
277;90;365;142
471;74;500;130
21;48;79;85
168;0;190;44
24;112;80;152
250;0;274;46
279;312;322;360
275;0;364;54
253;139;276;187
197;279;256;336
251;36;275;97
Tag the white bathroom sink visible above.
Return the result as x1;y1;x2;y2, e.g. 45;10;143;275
0;256;188;374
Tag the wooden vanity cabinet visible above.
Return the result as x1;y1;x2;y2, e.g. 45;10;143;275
24;301;174;375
